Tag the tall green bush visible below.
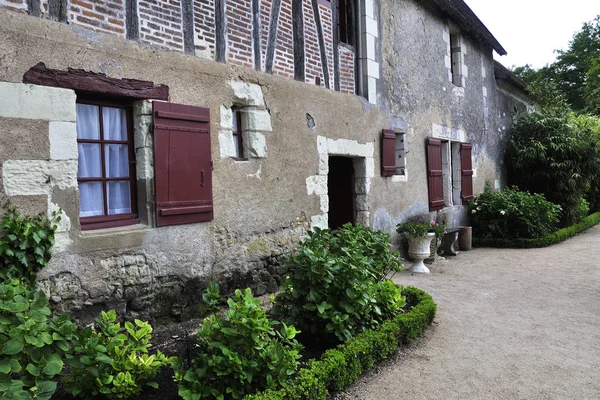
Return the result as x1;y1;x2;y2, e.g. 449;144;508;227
469;185;561;239
507;108;600;225
273;224;405;343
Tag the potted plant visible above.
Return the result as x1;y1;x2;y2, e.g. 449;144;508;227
396;218;445;274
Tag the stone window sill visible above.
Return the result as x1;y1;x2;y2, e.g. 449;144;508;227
79;223;150;238
391;174;408;183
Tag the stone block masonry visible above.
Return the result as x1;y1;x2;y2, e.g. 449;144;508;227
0;82;77;245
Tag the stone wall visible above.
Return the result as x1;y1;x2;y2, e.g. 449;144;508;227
0;4;528;323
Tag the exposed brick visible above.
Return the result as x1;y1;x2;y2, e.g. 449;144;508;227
319;3;334;88
297;0;335;88
69;0;126;36
138;0;184;51
192;0;215;60
226;0;254;67
273;0;294;78
339;45;355;94
0;0;26;12
0;0;351;97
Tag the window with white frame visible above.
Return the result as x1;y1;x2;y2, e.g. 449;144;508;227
440;140;462;206
395;132;407;175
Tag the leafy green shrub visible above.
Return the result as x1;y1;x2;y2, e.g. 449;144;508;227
469;185;561;239
175;287;302;400
507;109;600;226
573;196;590;222
396;217;446;238
473;212;600;248
273;224;405;343
0;279;78;400
200;281;223;315
0;204;60;286
244;286;437;400
64;310;173;399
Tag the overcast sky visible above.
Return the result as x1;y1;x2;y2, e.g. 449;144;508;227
464;0;600;69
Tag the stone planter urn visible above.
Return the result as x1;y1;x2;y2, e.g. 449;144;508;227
407;232;436;274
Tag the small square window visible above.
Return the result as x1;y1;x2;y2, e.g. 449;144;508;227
76;101;139;230
232;108;245;160
395;132;407;175
337;0;355;46
450;33;463;87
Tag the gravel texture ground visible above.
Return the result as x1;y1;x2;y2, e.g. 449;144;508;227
338;225;600;400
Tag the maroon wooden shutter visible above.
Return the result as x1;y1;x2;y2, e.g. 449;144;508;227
461;142;474;201
153;102;213;227
381;129;396;177
426;137;444;211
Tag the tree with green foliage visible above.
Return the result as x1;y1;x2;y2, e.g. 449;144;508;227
512;16;600;114
507;101;600;225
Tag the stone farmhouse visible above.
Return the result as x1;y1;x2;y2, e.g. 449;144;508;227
0;0;529;322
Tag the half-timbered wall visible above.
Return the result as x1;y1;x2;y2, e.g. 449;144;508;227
0;0;363;98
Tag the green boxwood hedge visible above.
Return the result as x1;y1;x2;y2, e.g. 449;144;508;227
472;212;600;249
244;286;437;400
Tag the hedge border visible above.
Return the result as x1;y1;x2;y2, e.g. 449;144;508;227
244;287;437;400
472;212;600;249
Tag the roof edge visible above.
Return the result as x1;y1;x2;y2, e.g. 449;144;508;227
493;60;528;92
420;0;507;56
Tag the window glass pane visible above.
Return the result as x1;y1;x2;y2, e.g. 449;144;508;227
232;110;240;133
77;144;102;178
232;134;241;158
103;107;128;141
76;104;100;140
107;181;132;215
104;144;130;178
79;182;104;217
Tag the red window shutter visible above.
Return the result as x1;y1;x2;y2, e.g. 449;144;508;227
461;142;474;201
381;129;396;177
426;137;444;211
153;102;213;227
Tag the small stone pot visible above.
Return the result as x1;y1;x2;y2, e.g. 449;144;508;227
407;232;436;274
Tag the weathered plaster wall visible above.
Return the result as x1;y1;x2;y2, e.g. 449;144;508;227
0;1;527;323
372;0;518;233
0;10;386;322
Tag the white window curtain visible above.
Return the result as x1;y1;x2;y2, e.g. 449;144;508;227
77;105;132;217
103;108;131;215
77;104;103;217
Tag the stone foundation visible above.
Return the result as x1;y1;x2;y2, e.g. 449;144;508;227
38;218;308;325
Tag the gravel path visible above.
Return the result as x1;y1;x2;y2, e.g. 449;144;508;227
340;226;600;400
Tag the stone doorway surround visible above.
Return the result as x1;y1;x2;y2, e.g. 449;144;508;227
306;135;375;230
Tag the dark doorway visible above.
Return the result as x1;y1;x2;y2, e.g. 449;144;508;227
328;156;355;229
